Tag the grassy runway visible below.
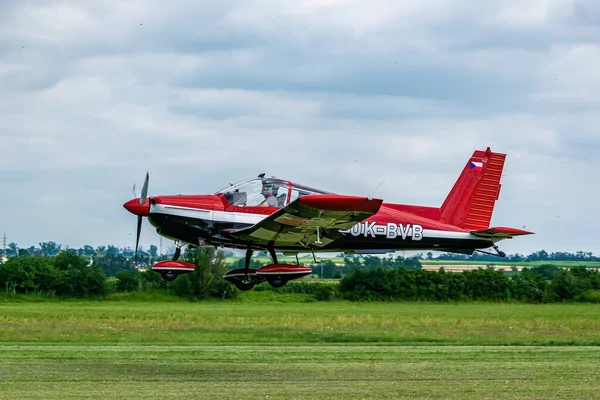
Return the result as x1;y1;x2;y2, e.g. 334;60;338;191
1;299;599;399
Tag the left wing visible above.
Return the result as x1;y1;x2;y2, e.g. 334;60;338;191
223;194;383;248
470;226;534;240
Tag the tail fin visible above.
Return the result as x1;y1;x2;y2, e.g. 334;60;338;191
440;147;506;230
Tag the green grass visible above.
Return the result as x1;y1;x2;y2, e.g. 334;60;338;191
1;344;599;399
1;300;600;399
1;300;599;345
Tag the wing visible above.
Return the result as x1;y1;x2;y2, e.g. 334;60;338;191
470;226;534;239
223;194;383;248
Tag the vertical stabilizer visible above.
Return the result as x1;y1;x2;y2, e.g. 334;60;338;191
440;147;506;230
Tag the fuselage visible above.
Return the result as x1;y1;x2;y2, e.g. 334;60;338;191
132;192;492;255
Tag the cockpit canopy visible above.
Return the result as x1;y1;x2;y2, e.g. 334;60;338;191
217;176;331;208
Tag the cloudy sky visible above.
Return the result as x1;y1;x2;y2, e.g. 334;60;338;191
1;0;599;256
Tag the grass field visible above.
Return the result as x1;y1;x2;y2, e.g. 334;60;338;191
1;298;599;399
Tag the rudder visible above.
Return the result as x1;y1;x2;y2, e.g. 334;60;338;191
440;147;506;230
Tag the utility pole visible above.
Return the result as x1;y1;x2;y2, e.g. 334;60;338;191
2;233;6;257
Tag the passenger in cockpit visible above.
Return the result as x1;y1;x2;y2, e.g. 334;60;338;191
258;180;279;207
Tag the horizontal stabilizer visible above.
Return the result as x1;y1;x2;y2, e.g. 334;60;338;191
470;226;534;239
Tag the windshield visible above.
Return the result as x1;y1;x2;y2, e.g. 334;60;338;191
217;177;290;207
217;177;332;208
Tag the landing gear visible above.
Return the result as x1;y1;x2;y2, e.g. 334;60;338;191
267;246;278;264
161;271;178;281
223;249;258;291
476;243;506;258
268;278;286;288
233;280;255;291
240;248;256;291
493;244;506;258
159;243;182;280
172;245;181;261
223;247;311;290
151;241;196;281
265;246;290;288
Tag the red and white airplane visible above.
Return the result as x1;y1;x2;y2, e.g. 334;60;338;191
123;147;533;290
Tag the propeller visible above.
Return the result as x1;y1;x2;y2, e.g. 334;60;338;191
133;172;149;266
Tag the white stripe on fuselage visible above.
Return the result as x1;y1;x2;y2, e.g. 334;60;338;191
150;204;265;225
150;204;483;241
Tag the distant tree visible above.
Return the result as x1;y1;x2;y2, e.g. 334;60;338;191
313;260;338;278
39;241;60;256
511;268;549;303
530;264;562;280
402;257;422;270
115;270;140;292
526;250;549;262
7;243;18;257
149;245;158;258
53;253;106;298
434;252;468;261
362;256;381;270
508;253;524;262
106;245;119;257
93;253;132;277
343;255;361;270
463;269;511;301
426;252;433;260
81;245;95;257
122;247;134;258
232;258;264;270
0;256;57;294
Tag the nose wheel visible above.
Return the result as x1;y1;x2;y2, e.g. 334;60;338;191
161;271;178;281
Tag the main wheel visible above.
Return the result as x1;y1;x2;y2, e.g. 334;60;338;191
161;271;178;281
268;278;287;288
234;281;255;291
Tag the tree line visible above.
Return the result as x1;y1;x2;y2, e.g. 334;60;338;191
0;247;237;300
338;265;600;303
425;249;599;262
1;247;599;303
1;241;597;265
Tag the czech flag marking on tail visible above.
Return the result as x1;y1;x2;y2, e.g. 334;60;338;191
470;161;483;172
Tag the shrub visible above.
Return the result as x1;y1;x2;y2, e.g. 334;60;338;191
115;270;140;292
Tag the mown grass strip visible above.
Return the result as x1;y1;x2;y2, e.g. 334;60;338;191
1;345;599;399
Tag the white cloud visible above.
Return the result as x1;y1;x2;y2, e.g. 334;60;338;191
0;0;598;256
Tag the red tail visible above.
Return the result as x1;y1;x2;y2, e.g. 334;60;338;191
440;147;506;230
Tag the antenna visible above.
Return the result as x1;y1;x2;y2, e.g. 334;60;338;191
369;178;386;198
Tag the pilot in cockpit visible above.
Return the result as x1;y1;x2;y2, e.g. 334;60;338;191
258;180;279;207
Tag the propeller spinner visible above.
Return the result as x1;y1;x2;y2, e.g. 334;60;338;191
123;172;150;265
